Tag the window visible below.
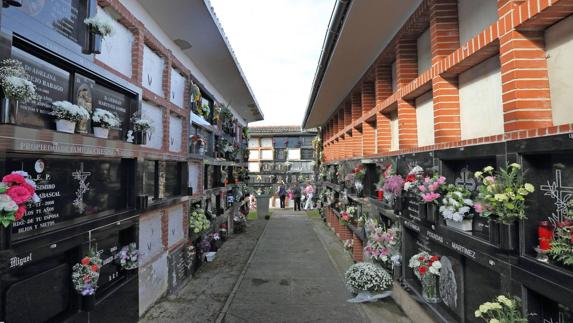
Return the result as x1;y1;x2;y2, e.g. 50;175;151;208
261;149;273;160
301;136;314;147
248;162;260;173
248;138;259;148
273;137;288;148
287;149;301;160
260;138;273;147
274;149;287;161
287;137;302;148
301;149;314;160
249;150;260;160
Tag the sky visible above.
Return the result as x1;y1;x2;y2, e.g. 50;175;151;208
210;0;336;127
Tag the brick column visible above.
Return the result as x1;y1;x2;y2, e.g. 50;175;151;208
499;30;552;132
375;64;393;103
344;133;353;159
430;0;461;143
363;120;376;156
344;101;352;127
376;113;391;152
131;24;145;86
352;128;363;157
332;115;339;136
352;234;364;262
340;225;353;240
398;99;418;149
362;81;376;114
396;38;418;148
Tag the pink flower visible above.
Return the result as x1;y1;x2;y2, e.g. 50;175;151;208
15;205;26;221
485;176;495;185
474;203;484;214
437;176;446;184
2;174;25;185
418;185;426;192
424;177;430;183
422;192;440;202
6;186;32;204
429;183;439;191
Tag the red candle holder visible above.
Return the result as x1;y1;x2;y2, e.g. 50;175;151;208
377;190;383;201
538;220;554;251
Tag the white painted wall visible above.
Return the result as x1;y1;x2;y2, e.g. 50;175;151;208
391;61;397;93
390;112;399;151
248;138;259;148
168;114;183;152
139;253;168;316
415;91;435;147
170;68;186;108
458;0;498;45
138;211;164;265
119;0;247;125
417;29;431;74
459;56;504;140
188;162;200;192
260;149;273;160
248;162;260;173
287;149;301;160
260;138;273;147
249;150;259;160
142;45;164;96
96;7;133;78
546;14;573;126
142;101;164;149
167;205;184;247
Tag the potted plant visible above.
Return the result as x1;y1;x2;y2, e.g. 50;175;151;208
474;295;528;322
72;252;102;311
440;184;474;231
0;170;40;228
474;163;534;250
83;11;114;54
344;262;393;302
91;108;120;139
50;101;89;133
418;175;447;224
408;252;442;303
131;115;152;145
116;243;139;270
0;58;37;123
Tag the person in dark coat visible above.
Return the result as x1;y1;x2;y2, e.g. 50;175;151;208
292;182;302;211
278;181;287;208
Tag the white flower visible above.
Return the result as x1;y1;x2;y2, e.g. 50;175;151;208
84;12;114;37
51;101;90;122
92;108;120;128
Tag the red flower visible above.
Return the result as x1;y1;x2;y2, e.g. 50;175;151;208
430;256;439;262
406;175;416;182
21;182;35;195
81;257;91;266
15;205;26;221
91;264;99;272
418;266;427;275
418;256;425;262
2;174;25;185
6;185;32;204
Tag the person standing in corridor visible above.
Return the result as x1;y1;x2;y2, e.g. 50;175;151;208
278;181;287;209
304;182;314;210
293;182;302;211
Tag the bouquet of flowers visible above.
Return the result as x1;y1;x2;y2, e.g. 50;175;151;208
439;184;473;222
191;134;207;146
339;210;352;225
51;101;90;122
0;171;40;227
364;219;401;266
0;58;37;102
408;251;441;279
131;115;153;132
474;295;527;322
404;165;424;192
92;108;120;128
72;253;102;296
198;103;210;119
548;215;573;265
117;243;138;270
84;12;114;37
190;208;211;234
343;239;353;250
473;163;534;224
418;175;447;203
345;262;393;294
383;175;405;201
352;164;367;182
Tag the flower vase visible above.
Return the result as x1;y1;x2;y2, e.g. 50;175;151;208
198;144;205;155
425;203;438;224
421;275;440;303
89;33;102;54
488;220;501;247
82;294;96;311
445;218;473;231
0;97;18;124
499;221;518;251
55;119;76;133
93;127;109;139
355;181;363;197
135;131;147;145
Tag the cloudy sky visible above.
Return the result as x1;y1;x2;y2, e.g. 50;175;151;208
210;0;336;127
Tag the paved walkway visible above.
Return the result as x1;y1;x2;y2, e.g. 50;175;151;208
222;210;369;323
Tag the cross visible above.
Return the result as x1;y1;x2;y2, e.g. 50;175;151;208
540;169;573;224
455;167;476;191
72;162;91;213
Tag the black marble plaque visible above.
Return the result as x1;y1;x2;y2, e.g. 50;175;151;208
164;162;181;198
92;83;132;139
6;155;126;238
168;245;191;293
19;0;88;45
12;47;71;129
93;231;124;292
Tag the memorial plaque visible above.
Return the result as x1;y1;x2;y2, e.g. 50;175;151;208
439;256;464;318
6;156;127;238
12;47;71;129
20;0;88;45
94;231;124;292
92;83;132;139
73;73;95;133
167;245;192;294
164;162;181;198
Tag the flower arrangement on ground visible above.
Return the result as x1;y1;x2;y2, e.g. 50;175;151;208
190;208;210;234
72;253;102;296
117;243;138;270
0;58;37;102
473;163;535;224
343;239;353;251
474;295;527;323
0;171;40;227
404;165;424;192
418;175;447;203
409;251;442;303
345;262;393;295
84;12;114;37
440;184;474;231
339;209;352;225
364;219;401;268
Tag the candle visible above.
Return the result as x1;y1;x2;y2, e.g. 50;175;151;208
378;190;384;201
538;221;554;251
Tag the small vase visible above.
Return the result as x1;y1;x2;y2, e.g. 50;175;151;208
499;221;518;251
421;275;440;303
445;218;473;231
82;294;96;311
0;97;18;124
89;33;103;54
426;204;438;224
55;119;76;133
135;131;147;145
93;126;109;139
488;220;500;247
198;144;205;155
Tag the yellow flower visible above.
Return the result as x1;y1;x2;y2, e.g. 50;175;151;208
494;194;508;202
484;166;494;172
474;171;483;178
524;183;535;193
490;319;500;323
509;163;521;169
475;310;482;318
